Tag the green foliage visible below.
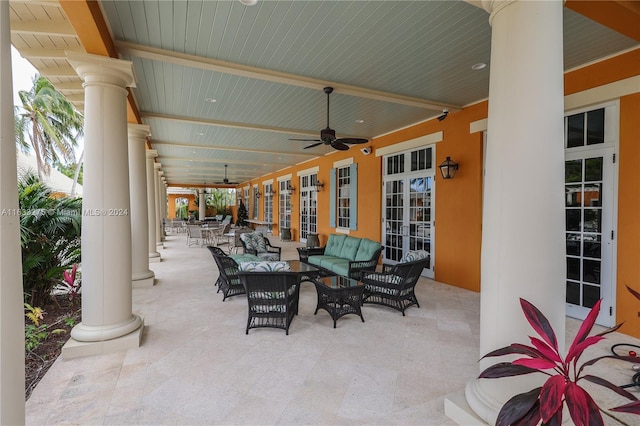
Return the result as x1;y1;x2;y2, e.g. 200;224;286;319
237;200;249;227
24;303;66;352
56;162;83;185
14;75;84;180
19;172;82;306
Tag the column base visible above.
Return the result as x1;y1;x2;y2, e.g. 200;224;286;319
444;390;487;425
132;270;155;288
156;242;164;249
149;251;161;262
62;317;144;360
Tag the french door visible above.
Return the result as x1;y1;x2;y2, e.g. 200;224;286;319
382;148;435;278
564;104;617;327
299;174;318;243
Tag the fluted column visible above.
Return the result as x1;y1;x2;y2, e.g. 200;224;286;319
154;164;164;247
445;1;566;424
128;124;155;288
198;188;206;221
145;150;161;261
64;52;143;359
0;1;25;422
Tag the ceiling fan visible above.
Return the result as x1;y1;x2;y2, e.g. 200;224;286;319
214;164;239;185
289;87;368;151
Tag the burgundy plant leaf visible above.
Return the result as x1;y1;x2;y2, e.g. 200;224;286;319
540;375;566;422
481;344;542;360
529;336;563;363
626;284;640;302
496;387;542;426
479;362;540;379
512;399;541;426
565;335;604;364
520;298;558;351
582;375;637;401
569;299;601;349
542;405;563;426
513;357;558;371
595;322;623;337
565;382;604;426
610;400;640;414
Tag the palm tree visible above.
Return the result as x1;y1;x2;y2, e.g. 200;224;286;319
15;76;84;180
18;171;82;306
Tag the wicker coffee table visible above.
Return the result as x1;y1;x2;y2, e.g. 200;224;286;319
312;275;365;328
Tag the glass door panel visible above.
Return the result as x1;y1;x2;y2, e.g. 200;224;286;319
564;149;614;326
384;179;404;263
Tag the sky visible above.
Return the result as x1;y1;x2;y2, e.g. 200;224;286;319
11;45;38;105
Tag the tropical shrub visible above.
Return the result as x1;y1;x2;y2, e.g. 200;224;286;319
24;303;65;352
479;298;640;425
60;264;81;308
19;172;81;305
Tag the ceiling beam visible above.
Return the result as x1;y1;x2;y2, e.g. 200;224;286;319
10;19;76;36
117;41;461;112
151;140;318;158
142;112;322;138
38;65;78;78
54;81;84;91
17;47;84;59
565;1;640;42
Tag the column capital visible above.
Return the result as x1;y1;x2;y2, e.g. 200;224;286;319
128;123;151;140
145;149;158;159
67;51;135;88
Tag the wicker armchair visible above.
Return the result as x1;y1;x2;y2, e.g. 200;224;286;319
360;251;430;315
239;232;281;261
207;247;246;301
237;270;299;335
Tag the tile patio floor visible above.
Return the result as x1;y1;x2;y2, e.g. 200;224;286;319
25;232;640;425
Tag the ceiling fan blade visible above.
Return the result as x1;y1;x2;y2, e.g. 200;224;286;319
331;141;350;151
304;142;324;149
289;138;321;142
337;137;369;145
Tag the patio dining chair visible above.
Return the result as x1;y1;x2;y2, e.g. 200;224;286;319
360;250;430;315
237;261;299;335
186;224;207;247
207;247;246;301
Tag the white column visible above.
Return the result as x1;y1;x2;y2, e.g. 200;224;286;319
154;164;164;247
0;2;25;422
162;180;168;219
128;124;155;288
446;1;566;424
198;188;206;221
63;52;143;359
146;150;161;261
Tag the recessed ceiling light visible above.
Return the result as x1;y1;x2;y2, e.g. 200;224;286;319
355;119;365;123
471;62;487;70
205;97;217;103
239;0;258;5
196;132;204;136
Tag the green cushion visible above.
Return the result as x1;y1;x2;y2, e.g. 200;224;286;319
354;238;381;261
230;254;260;263
340;236;362;261
307;256;323;268
328;260;351;277
324;234;346;257
318;256;343;270
238;261;290;271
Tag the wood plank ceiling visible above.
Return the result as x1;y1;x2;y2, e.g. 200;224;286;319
9;0;639;187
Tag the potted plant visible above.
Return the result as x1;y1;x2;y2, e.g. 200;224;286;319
479;297;640;425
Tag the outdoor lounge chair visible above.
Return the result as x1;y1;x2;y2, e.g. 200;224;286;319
237;261;298;335
207;247;246;301
360;250;430;315
239;232;281;261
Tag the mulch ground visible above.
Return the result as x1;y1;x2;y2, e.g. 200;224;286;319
25;294;80;400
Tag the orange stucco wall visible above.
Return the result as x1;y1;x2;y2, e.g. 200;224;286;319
167;193;196;219
616;92;640;338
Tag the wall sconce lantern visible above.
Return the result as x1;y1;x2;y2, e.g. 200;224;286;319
315;181;325;191
255;189;262;198
438;156;459;180
268;188;277;197
286;183;295;193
